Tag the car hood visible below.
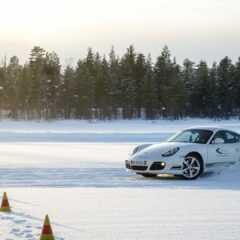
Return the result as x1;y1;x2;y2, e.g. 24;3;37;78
135;142;195;157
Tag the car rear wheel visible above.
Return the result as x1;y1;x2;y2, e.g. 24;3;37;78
182;154;203;180
138;173;158;178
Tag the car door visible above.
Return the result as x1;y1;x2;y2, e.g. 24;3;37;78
207;130;238;168
225;131;240;162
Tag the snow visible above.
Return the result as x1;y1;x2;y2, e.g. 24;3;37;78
1;188;240;240
0;118;240;134
0;143;239;188
0;119;240;239
0;143;132;169
0;118;239;142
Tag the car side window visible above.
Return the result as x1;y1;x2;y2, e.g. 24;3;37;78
225;131;236;143
235;133;240;142
230;131;240;143
212;130;240;144
211;130;227;144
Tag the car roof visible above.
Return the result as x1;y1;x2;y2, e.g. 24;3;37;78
185;126;237;132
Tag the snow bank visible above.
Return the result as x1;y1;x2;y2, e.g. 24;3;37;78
0;118;240;133
0;118;239;142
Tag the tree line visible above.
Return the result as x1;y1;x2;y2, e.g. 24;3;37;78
0;45;240;120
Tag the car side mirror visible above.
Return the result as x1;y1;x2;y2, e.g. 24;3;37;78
212;138;225;144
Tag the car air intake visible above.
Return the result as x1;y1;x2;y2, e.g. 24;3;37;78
131;166;148;171
150;162;166;170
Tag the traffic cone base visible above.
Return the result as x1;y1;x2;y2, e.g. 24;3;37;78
0;192;11;212
40;215;54;240
40;235;54;240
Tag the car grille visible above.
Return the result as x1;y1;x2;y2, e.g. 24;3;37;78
131;165;148;171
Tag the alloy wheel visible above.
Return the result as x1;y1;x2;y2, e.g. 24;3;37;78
182;156;201;179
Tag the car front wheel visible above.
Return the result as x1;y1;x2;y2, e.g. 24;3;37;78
182;154;203;180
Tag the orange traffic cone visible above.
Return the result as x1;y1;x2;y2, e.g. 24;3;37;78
40;215;55;240
0;192;11;212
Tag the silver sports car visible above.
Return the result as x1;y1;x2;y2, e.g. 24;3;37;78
125;127;240;179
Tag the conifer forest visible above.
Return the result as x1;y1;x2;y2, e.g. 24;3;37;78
0;45;240;120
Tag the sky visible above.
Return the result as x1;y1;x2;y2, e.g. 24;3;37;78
0;0;240;67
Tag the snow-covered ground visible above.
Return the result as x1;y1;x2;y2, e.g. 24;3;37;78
1;188;240;240
0;119;240;239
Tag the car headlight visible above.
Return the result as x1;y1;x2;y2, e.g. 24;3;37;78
131;146;139;155
162;147;180;157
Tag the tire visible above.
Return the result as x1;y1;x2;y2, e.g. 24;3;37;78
182;153;203;180
138;173;158;178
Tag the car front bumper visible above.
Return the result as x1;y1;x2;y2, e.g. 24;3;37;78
125;156;184;175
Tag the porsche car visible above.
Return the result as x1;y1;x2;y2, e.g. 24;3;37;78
125;127;240;179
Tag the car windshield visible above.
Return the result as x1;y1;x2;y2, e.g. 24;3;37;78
167;129;213;144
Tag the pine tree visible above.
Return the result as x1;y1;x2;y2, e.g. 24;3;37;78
142;55;156;119
29;46;47;119
75;48;95;119
109;47;121;118
44;51;61;119
234;58;240;115
5;56;22;119
0;65;6;118
135;53;146;118
120;45;136;118
209;62;218;117
217;57;234;118
182;59;196;116
154;45;172;117
18;64;31;119
167;59;185;119
154;46;185;118
195;61;210;116
59;65;75;119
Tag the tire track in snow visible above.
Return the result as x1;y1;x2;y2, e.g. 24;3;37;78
0;167;239;190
